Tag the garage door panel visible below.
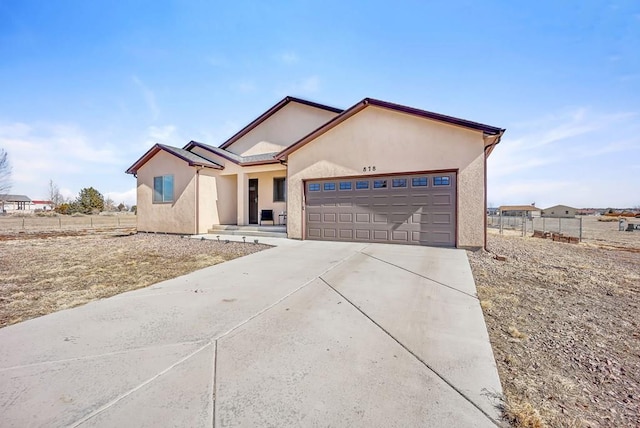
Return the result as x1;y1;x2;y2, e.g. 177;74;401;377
355;229;370;239
373;213;387;223
306;173;456;247
323;213;337;222
308;213;321;222
391;230;409;241
411;212;429;224
308;228;321;238
355;213;370;223
338;213;353;223
410;196;429;206
373;230;389;240
323;228;337;238
339;229;353;239
431;231;453;244
391;213;410;223
432;194;452;205
432;213;452;224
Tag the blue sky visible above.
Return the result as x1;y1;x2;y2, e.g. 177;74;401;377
1;1;638;208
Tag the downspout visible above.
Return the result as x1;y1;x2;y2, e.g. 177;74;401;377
483;130;505;251
195;167;201;235
484;145;489;251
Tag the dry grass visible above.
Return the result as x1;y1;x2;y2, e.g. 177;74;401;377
468;222;640;427
502;398;545;428
0;231;270;327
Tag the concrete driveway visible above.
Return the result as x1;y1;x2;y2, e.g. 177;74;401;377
0;238;503;427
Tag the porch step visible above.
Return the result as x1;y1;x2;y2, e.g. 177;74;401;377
207;225;287;238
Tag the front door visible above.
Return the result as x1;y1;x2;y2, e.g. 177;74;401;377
249;178;258;224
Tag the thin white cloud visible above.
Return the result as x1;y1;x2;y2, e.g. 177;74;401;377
105;188;136;206
488;107;639;207
278;51;299;64
206;55;230;68
132;75;160;121
276;75;320;96
0;120;123;195
233;80;257;94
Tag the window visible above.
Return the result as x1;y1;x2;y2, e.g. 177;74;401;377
153;175;174;203
339;181;352;190
412;177;428;187
273;177;286;202
323;182;336;191
308;183;320;191
433;176;450;186
356;180;369;189
392;178;407;188
373;180;387;189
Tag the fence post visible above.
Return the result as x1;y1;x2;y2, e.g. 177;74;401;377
499;214;503;235
543;217;545;232
579;217;583;242
22;217;25;229
559;218;562;234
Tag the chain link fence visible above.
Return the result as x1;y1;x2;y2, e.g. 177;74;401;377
0;214;137;232
488;215;583;240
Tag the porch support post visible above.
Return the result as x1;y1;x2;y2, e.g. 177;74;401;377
237;172;248;226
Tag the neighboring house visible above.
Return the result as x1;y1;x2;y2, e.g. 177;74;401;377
127;96;505;248
542;205;577;218
576;208;596;216
499;205;542;219
32;200;54;211
0;194;33;213
487;207;499;216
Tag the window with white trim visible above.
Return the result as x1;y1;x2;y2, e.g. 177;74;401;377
153;175;174;203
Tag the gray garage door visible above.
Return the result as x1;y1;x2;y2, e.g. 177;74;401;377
305;173;456;246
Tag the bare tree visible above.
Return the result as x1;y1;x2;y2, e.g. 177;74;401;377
48;179;64;208
0;148;11;194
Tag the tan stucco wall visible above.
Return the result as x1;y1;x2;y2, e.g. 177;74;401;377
225;102;339;156
285;106;487;247
197;171;238;232
136;150;197;234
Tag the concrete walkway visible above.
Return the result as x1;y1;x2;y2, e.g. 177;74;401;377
0;238;503;427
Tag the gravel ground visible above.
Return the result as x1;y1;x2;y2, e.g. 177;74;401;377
0;232;270;327
468;231;640;427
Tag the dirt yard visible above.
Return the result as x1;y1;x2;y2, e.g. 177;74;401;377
468;220;639;427
0;231;270;328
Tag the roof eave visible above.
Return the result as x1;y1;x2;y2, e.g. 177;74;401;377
240;159;281;166
125;143;223;175
276;98;506;160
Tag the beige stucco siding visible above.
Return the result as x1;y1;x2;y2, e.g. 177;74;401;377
197;172;238;232
286;106;487;247
226;103;340;156
136;150;197;234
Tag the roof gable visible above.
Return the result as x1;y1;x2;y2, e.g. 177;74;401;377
219;96;343;152
125;144;223;175
276;98;505;159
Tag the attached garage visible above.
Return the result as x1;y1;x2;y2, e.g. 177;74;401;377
276;98;504;249
305;172;456;246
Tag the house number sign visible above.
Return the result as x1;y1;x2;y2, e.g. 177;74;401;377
362;166;376;172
